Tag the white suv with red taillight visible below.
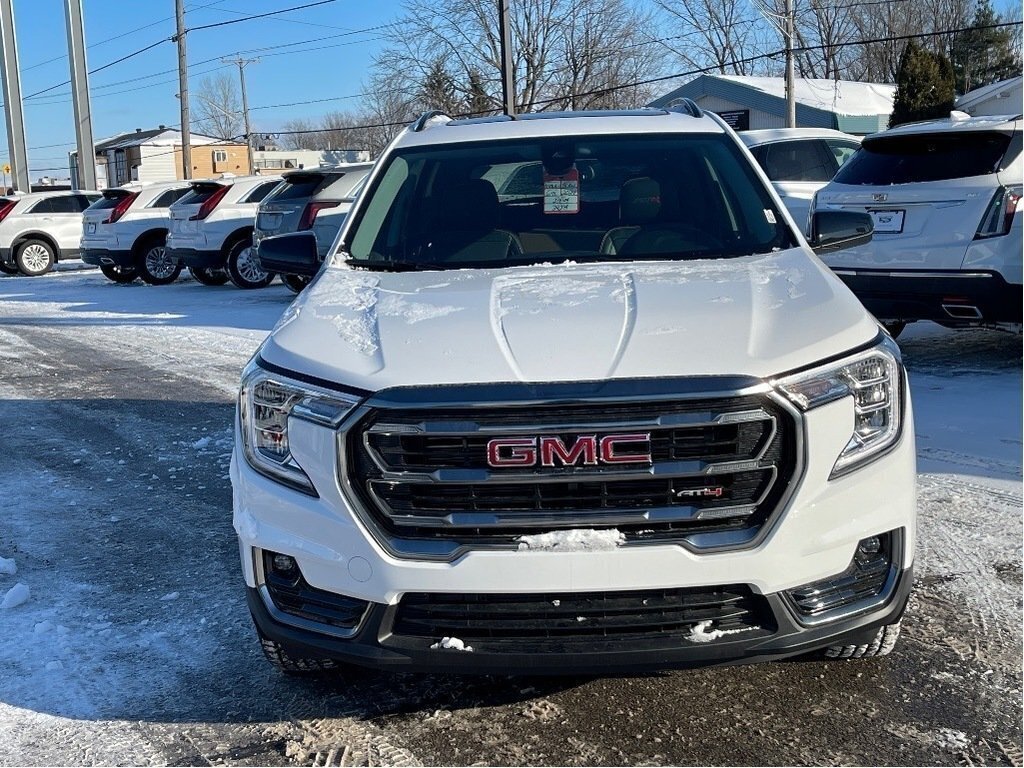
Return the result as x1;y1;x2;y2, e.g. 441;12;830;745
234;106;916;676
811;113;1022;337
81;180;192;284
0;190;101;276
166;174;281;288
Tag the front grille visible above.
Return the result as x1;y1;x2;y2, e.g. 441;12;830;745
392;585;775;649
346;392;797;548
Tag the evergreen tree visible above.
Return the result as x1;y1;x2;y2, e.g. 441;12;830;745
418;59;462;115
464;70;494;117
950;0;1020;94
889;42;957;127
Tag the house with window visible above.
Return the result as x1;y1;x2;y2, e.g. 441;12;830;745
252;148;370;172
69;127;250;188
649;75;896;135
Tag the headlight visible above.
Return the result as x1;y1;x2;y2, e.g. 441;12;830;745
775;336;903;478
239;361;362;494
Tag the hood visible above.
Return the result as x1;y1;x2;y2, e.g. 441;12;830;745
261;250;879;391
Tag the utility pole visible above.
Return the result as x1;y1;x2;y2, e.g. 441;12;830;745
64;0;96;189
223;56;258;173
497;0;515;117
784;0;796;128
0;0;30;191
174;0;191;179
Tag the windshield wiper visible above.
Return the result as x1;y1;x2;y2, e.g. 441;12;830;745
345;258;430;272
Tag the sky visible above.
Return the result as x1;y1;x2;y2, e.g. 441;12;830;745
0;0;404;179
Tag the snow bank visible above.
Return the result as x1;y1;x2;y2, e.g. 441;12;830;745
0;555;16;575
431;636;474;652
517;529;625;552
1;582;30;610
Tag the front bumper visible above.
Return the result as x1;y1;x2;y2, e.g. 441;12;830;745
248;564;913;674
833;268;1022;324
82;248;134;267
167;247;223;269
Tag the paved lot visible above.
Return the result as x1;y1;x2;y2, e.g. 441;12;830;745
0;268;1020;766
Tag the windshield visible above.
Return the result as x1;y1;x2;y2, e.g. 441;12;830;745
834;131;1012;185
343;134;795;270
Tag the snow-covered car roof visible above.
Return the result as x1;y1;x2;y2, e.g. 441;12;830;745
869;113;1020;141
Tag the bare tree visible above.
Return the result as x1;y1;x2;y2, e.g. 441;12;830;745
656;0;770;75
280;118;323;150
374;0;664;113
192;73;243;139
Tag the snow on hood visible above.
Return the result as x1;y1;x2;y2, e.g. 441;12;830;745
261;250;878;391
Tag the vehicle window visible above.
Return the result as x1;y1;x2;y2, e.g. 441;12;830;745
243;181;280;204
825;139;860;168
759;140;835;182
30;196;79;214
176;183;225;206
74;194;98;211
345;135;794;269
271;174;330;201
323;169;371;199
89;191;132;211
150;188;190;208
835;131;1012;185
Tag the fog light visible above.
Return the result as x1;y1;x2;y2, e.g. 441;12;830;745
271;553;298;576
858;536;882;556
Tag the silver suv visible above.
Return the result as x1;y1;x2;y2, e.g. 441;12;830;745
253;163;372;292
0;190;102;276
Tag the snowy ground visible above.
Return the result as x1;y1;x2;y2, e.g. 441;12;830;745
0;267;1020;767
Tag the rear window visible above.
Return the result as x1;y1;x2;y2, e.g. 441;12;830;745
322;169;371;199
271;173;333;201
176;183;225;206
88;190;133;211
835;131;1012;185
150;187;190;208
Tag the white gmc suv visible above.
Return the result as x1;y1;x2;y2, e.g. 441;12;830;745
166;174;281;288
233;106;916;675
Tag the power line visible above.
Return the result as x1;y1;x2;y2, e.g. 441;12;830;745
184;0;337;34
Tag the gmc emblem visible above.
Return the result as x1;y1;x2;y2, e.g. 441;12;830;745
486;434;652;468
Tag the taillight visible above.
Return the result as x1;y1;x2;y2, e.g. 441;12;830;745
105;192;138;224
0;199;15;223
298;201;340;231
189;185;229;221
976;185;1022;238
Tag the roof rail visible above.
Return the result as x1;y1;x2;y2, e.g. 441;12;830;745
666;98;703;118
411;110;452;132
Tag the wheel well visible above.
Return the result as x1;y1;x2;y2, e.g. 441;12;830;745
132;228;169;256
13;232;60;261
222;227;254;257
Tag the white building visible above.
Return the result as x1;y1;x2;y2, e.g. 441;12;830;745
956;77;1023;117
252;148;370;173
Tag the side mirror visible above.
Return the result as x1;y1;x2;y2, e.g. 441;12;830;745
255;231;319;276
809;210;873;255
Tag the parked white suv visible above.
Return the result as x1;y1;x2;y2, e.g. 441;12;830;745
235;106;915;675
812;114;1022;336
741;128;860;231
0;190;101;276
81;180;192;284
166;174;281;288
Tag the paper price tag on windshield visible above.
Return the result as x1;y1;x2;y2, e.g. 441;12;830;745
543;168;580;215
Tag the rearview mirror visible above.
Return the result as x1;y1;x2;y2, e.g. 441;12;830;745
255;231;319;277
809;210;873;255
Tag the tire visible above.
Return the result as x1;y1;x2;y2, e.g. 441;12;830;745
823;620;902;659
881;320;907;339
14;239;55;276
189;266;229;286
100;264;139;284
137;237;181;286
281;273;311;294
0;261;18;275
257;631;337;675
225;238;274;289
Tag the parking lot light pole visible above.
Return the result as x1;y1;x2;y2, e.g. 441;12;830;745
64;0;96;190
0;0;30;192
498;0;515;117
